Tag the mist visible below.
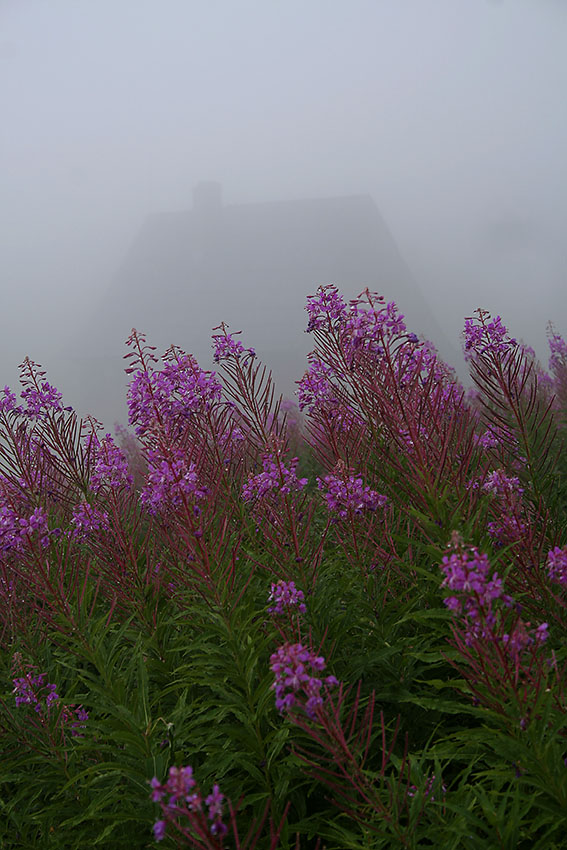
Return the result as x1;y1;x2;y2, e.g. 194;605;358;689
1;0;566;427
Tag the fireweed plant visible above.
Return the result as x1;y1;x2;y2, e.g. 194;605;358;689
0;288;566;849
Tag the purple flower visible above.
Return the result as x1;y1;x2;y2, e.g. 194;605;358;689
395;339;456;391
471;468;527;547
71;706;89;736
0;504;49;553
205;784;224;820
204;784;227;834
474;429;499;449
140;450;207;514
501;620;543;660
296;357;337;413
13;672;59;714
441;548;549;677
150;777;164;803
45;683;60;706
20;381;65;418
165;765;197;806
218;425;245;450
0;386;19;413
12;659;88;735
305;285;348;332
212;326;255;362
153;820;166;841
242;453;307;502
547;546;567;587
440;547;513;642
70;502;109;541
270;643;338;718
341;294;406;363
268;580;307;616
150;766;228;839
548;329;567;371
13;672;45;708
463;313;516;361
87;433;133;493
487;514;527;547
482;469;524;497
127;352;222;437
210;820;229;837
317;471;387;519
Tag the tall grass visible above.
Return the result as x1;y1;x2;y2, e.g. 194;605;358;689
1;288;566;849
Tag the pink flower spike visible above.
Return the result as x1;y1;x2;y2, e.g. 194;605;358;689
153;819;166;841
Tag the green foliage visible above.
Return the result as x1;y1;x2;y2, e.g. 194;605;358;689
1;301;567;847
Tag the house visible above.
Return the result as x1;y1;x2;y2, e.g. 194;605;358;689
73;183;455;425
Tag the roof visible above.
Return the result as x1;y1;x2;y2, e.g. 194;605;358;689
75;187;456;422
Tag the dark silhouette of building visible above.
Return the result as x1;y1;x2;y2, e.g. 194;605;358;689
74;183;454;425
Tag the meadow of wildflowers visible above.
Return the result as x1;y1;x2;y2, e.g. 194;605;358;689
0;287;566;849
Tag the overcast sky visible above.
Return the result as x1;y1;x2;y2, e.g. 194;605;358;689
1;0;566;419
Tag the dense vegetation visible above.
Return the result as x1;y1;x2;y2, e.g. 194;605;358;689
1;287;566;849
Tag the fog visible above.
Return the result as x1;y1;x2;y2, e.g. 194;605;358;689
1;0;566;427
